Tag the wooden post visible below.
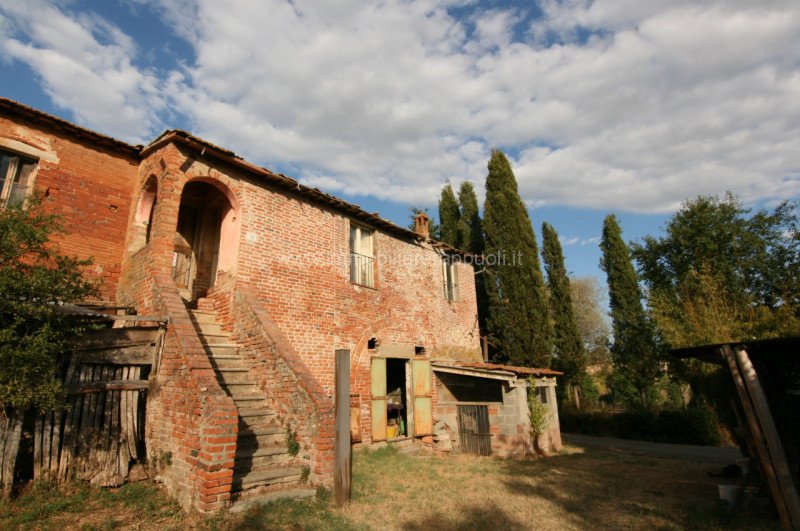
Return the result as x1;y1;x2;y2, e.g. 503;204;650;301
734;346;800;529
334;349;351;506
720;346;792;529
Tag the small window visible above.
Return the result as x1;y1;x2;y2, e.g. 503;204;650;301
442;258;460;302
350;224;374;287
535;386;548;404
0;149;36;207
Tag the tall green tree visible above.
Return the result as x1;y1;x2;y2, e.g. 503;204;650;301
0;197;97;413
0;196;97;493
483;150;551;366
541;222;586;400
457;182;490;337
631;193;800;347
600;214;660;405
570;277;611;366
438;182;461;247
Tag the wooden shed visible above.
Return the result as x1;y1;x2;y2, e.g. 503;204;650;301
671;338;800;530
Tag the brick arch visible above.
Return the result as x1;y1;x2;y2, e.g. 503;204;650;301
127;175;158;254
177;176;242;276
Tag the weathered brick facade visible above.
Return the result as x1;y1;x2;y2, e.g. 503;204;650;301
2;99;548;513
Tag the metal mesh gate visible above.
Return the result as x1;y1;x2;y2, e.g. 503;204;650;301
457;405;491;456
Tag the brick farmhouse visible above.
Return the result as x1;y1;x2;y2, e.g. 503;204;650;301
0;98;560;511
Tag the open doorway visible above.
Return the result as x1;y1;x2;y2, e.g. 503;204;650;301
386;358;409;439
370;356;432;443
173;180;239;302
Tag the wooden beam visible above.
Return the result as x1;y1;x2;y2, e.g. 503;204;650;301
68;380;150;394
71;327;161;349
720;346;792;529
77;347;156;366
334;349;351;506
734;346;800;529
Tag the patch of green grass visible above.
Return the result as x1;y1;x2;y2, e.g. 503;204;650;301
233;494;360;531
4;479;90;525
95;482;180;517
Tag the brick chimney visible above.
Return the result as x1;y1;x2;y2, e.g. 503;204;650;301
413;212;430;238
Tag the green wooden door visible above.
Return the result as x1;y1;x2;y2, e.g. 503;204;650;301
370;358;387;442
412;358;433;436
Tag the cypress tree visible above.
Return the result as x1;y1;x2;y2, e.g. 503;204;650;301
541;222;586;404
600;214;660;406
483;150;551;367
438;183;461;247
458;182;490;337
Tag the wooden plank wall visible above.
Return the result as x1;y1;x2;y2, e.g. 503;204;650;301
32;326;162;487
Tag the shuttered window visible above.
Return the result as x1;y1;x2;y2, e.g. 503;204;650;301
350;224;375;287
442;258;460;302
0;149;36;207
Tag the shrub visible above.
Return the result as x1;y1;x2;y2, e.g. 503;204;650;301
560;408;721;446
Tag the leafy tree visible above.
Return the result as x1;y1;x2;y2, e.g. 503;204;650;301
570;277;611;366
631;193;800;347
541;222;586;404
457;182;490;336
483;150;551;366
0;196;97;414
600;214;660;406
437;182;461;247
407;207;439;239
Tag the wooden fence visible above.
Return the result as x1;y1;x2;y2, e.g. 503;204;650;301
33;325;164;486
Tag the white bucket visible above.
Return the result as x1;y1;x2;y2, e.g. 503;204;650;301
718;484;740;505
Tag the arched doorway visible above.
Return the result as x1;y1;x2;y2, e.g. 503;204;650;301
173;180;239;302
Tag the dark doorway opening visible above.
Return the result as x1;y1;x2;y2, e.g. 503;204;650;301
386;358;408;439
173;181;234;302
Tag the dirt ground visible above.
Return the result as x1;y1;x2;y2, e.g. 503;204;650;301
0;443;780;530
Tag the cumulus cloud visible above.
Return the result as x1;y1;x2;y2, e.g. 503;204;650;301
2;0;799;212
0;0;165;142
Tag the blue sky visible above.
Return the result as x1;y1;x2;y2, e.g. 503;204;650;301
2;0;799;287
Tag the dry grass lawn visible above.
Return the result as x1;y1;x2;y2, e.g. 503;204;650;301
0;444;780;530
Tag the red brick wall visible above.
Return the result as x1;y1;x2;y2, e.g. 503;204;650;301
171;153;482;445
207;274;335;484
0;116;138;300
144;273;238;513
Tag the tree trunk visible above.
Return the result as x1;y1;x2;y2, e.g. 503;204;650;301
0;409;23;497
572;385;581;410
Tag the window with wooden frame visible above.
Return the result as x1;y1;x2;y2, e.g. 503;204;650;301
350;224;374;287
0;149;36;207
443;257;460;302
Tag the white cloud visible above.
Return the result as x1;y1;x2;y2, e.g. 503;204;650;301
2;0;800;213
0;0;165;142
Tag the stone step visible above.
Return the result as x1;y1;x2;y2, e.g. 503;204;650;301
233;467;303;490
236;444;291;460
220;382;264;396
238;428;285;447
193;321;224;335
216;369;253;384
238;408;276;420
187;309;217;324
207;356;244;370
229;489;317;514
231;395;264;405
235;453;294;471
198;332;232;344
204;344;240;356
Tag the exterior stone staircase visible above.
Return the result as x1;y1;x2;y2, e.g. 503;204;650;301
187;301;314;503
